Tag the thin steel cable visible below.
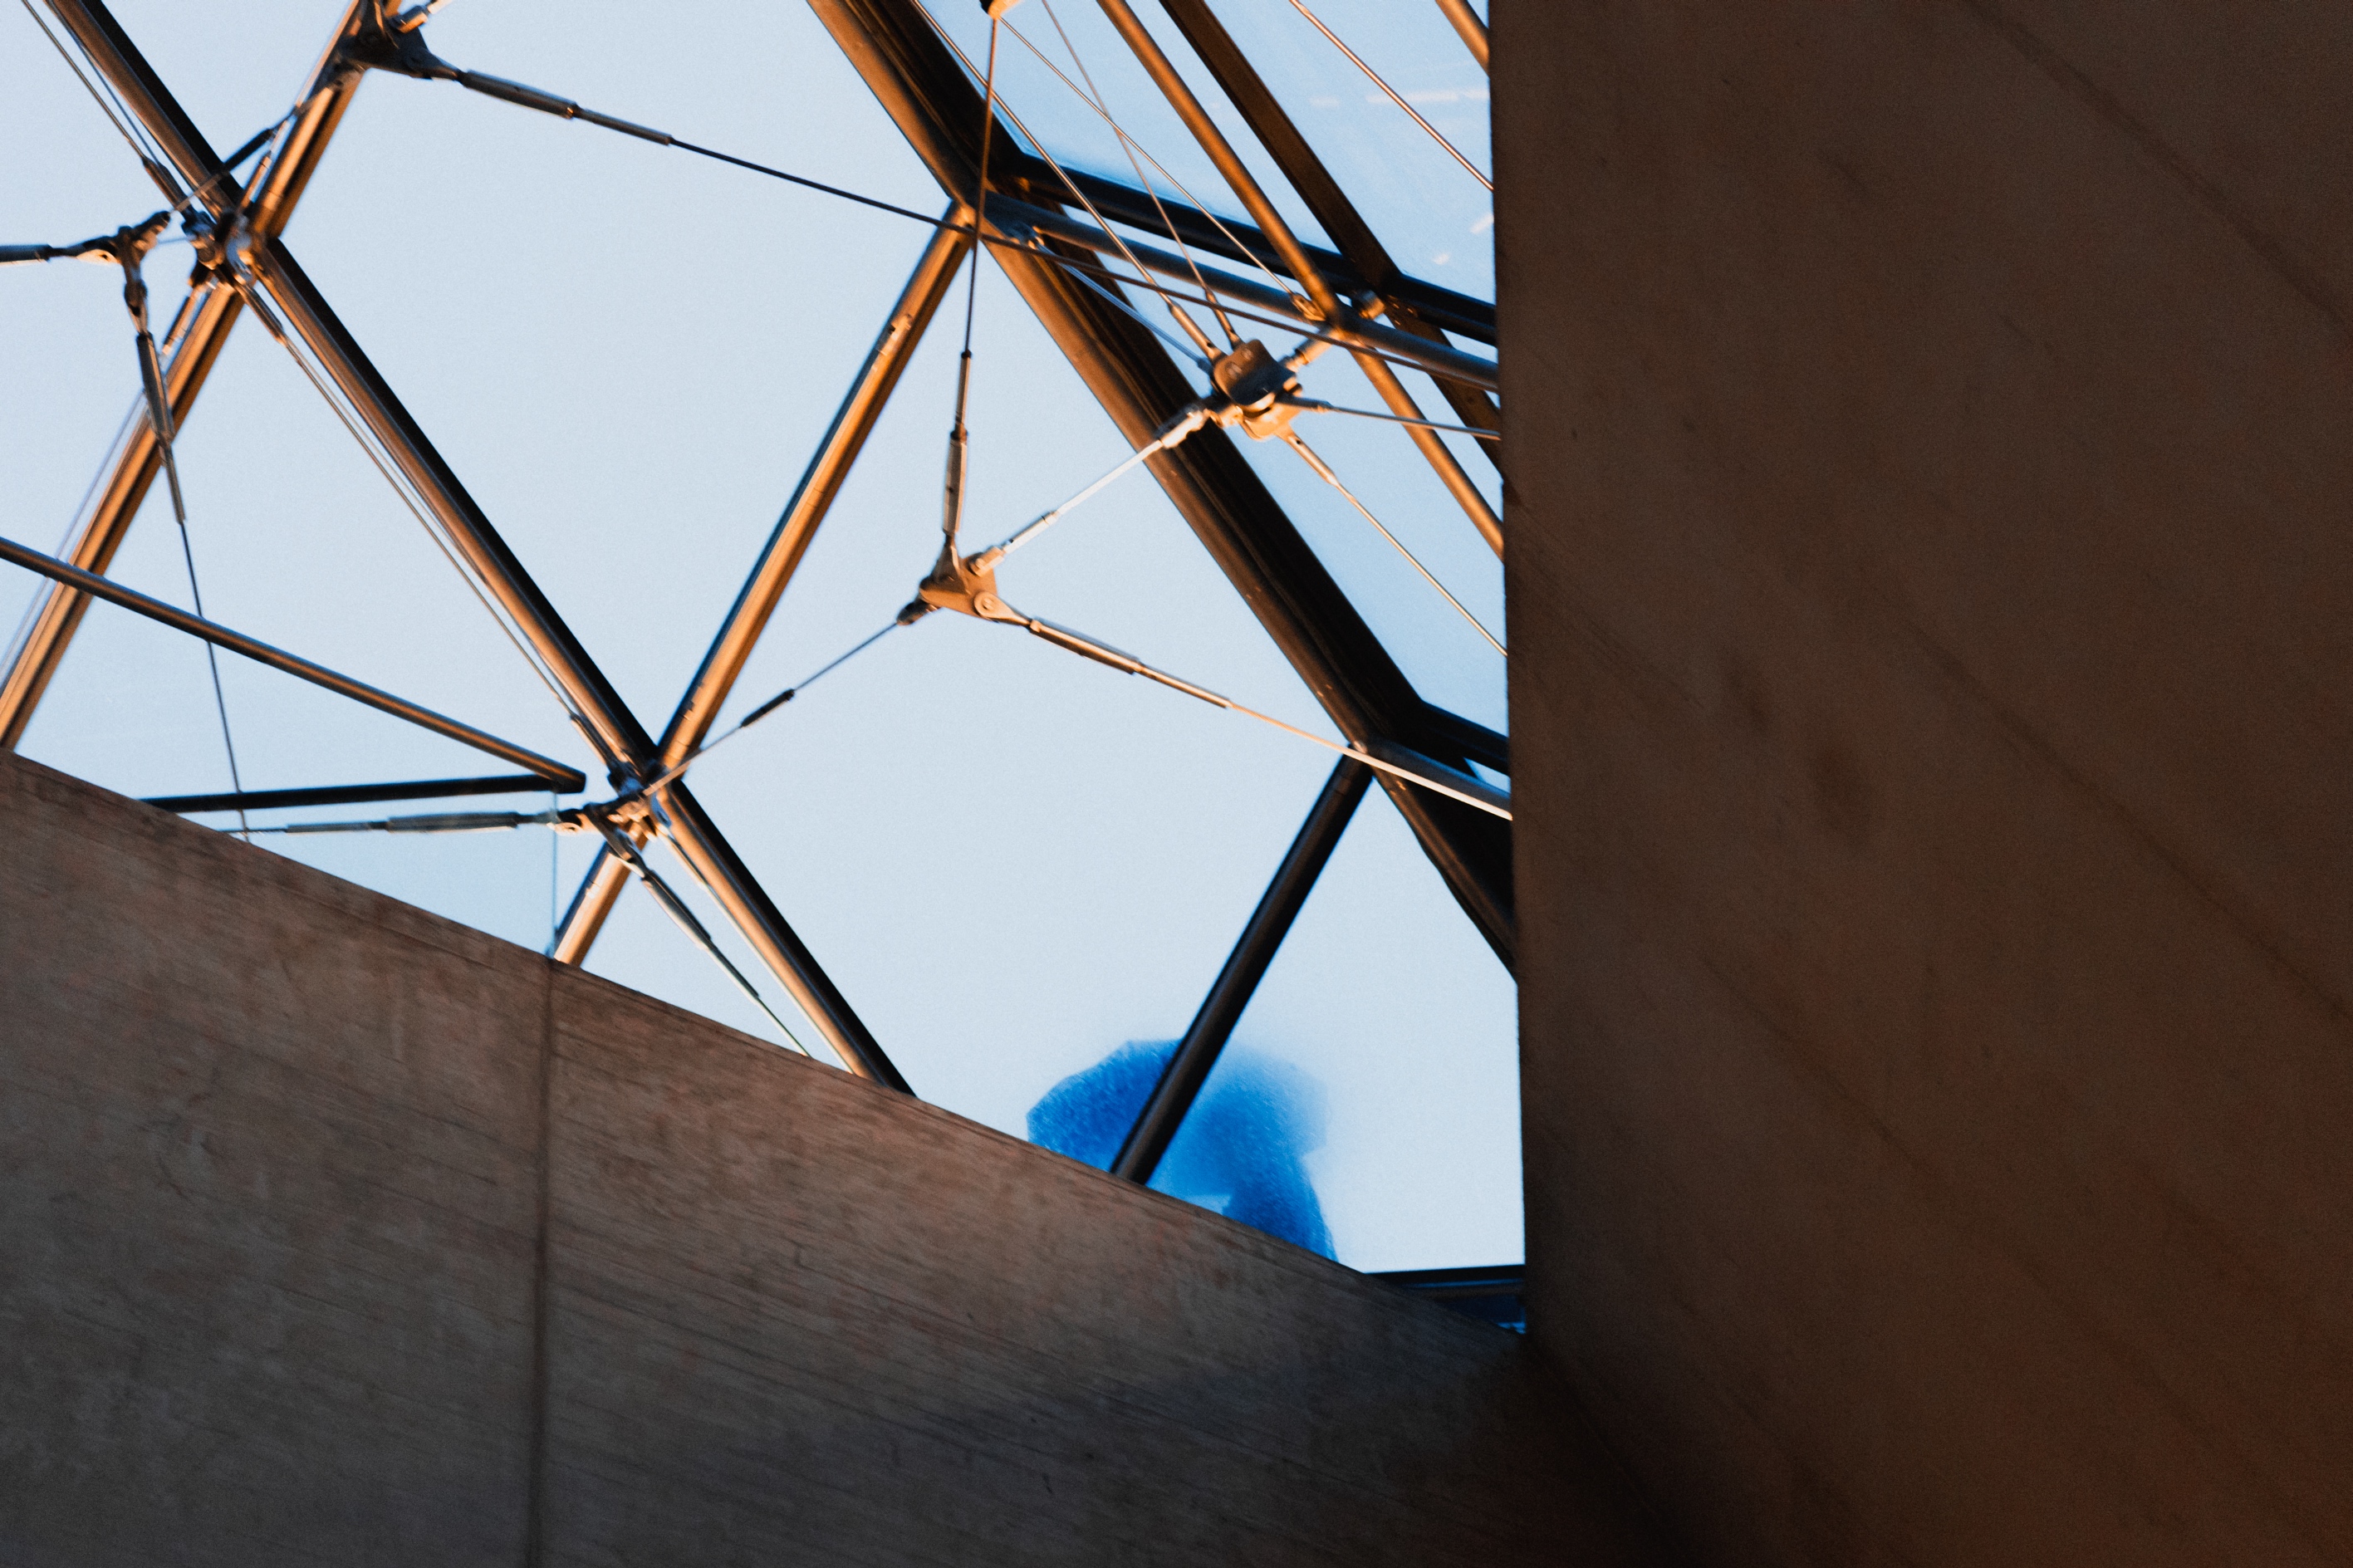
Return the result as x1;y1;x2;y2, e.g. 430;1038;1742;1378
961;13;1003;364
1280;396;1498;440
942;13;1005;551
277;323;572;709
907;0;1232;343
0;391;142;669
1061;262;1212;365
635;619;900;796
432;101;1481;388
31;2;273;233
977;405;1208;562
914;0;1292;306
252;808;570;835
121;255;253;838
639;831;814;1056
1030;0;1234;345
19;0;157;173
547;788;559;956
1280;429;1504;657
571;801;815;1054
240;279;564;697
233;275;591;742
1285;0;1491;190
1007;610;1509;818
189;113;297;220
954;0;1292;294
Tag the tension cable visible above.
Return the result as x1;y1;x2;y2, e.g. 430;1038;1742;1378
1284;0;1492;192
330;12;1490;392
1023;0;1236;347
632;618;904;798
1280;429;1504;658
6;211;257;835
579;807;815;1056
942;0;1017;561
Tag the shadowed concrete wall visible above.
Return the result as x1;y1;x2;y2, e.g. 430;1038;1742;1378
0;750;1662;1566
1498;3;2353;1565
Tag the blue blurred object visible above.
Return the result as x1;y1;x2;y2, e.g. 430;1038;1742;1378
1028;1041;1335;1257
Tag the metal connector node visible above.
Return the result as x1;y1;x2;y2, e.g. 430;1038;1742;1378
1208;340;1303;441
912;535;1027;625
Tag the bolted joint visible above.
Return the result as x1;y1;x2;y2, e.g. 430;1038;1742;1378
911;535;1027;625
336;0;451;81
1208;340;1304;442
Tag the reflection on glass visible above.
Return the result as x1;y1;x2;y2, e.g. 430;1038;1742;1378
1029;1039;1334;1257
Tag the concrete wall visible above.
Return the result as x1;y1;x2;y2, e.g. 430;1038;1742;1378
0;749;1662;1566
1498;3;2353;1565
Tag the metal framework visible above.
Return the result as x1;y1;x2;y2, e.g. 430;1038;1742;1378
5;0;1504;1193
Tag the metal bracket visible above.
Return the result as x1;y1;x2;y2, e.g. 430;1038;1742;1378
906;534;1027;625
1206;339;1304;442
332;0;446;81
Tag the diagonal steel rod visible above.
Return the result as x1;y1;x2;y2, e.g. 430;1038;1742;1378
146;774;567;815
806;0;1513;968
1433;0;1489;72
1111;755;1368;1183
0;532;584;788
1087;0;1502;554
51;0;905;1085
0;2;372;749
553;211;973;968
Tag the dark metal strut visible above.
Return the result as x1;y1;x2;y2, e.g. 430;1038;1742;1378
1112;755;1370;1184
146;775;567;816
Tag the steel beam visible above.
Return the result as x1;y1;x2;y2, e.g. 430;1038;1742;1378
1433;0;1490;73
1087;0;1502;554
244;241;903;1080
554;210;973;966
0;532;583;788
984;194;1496;390
146;774;563;815
0;2;371;748
804;0;1514;968
1026;164;1493;345
1156;0;1500;463
51;0;905;1085
1111;756;1368;1183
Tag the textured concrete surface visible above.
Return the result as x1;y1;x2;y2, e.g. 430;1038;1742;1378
0;749;1663;1566
1498;3;2353;1565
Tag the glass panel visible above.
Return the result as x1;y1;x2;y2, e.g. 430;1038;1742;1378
672;256;1350;1121
1226;350;1507;731
916;0;1335;257
1177;784;1520;1272
939;0;1498;308
5;4;1510;1188
1199;0;1494;300
1023;782;1519;1271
